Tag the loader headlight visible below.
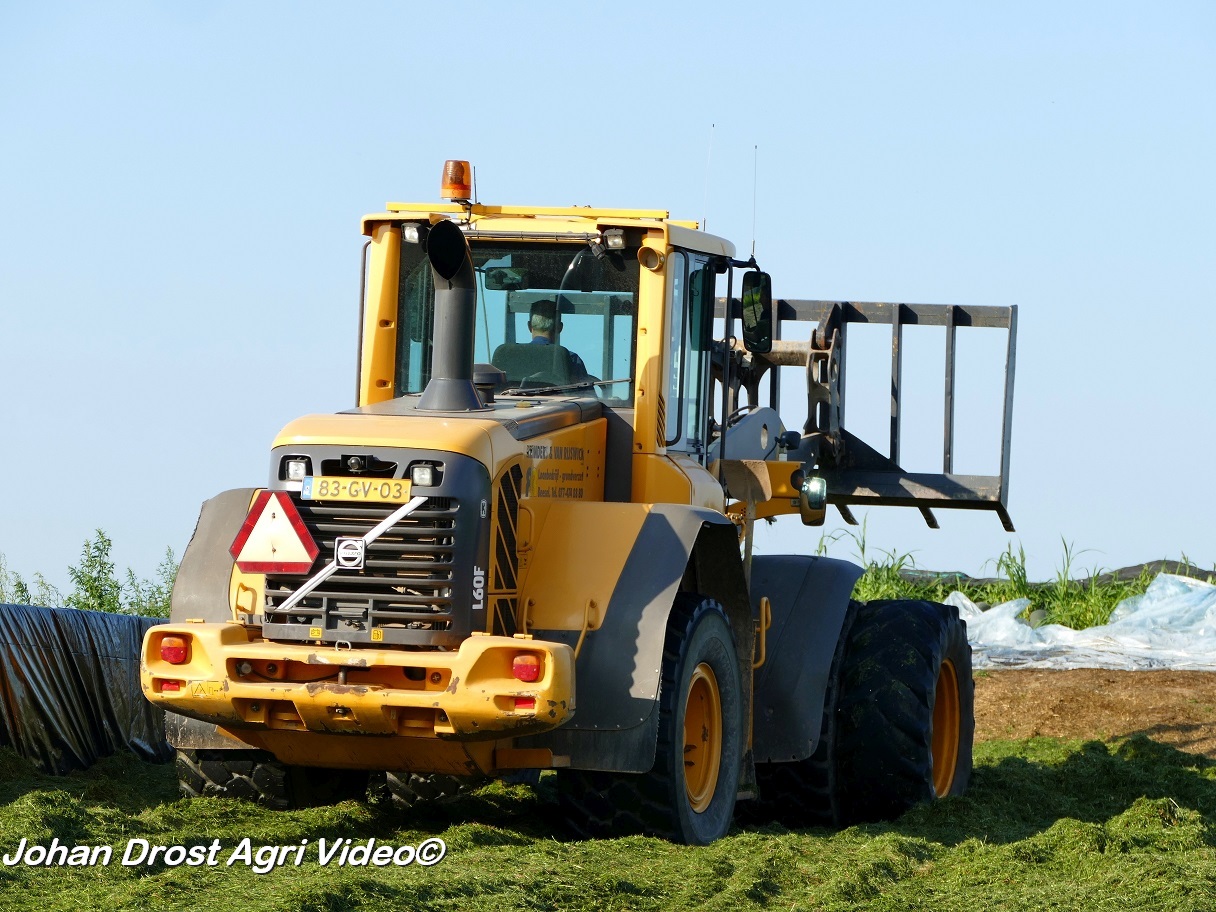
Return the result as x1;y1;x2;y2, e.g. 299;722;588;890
286;458;309;482
409;463;441;487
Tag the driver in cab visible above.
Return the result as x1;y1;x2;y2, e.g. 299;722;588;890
528;300;590;383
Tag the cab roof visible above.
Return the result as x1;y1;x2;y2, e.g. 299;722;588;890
361;201;735;259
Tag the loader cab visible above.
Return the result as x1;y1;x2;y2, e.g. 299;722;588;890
395;233;640;404
356;203;743;509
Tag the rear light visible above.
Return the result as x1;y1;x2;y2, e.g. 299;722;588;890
512;654;540;683
514;696;536;711
160;636;189;665
160;680;181;692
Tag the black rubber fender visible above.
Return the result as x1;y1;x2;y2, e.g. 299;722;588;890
750;555;864;763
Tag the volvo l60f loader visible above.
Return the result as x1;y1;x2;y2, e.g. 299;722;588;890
142;160;1016;844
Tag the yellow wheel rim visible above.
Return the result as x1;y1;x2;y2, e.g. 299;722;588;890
931;658;961;797
683;662;722;813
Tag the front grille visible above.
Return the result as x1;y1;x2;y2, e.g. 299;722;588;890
263;497;460;642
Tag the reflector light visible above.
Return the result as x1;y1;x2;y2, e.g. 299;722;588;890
512;654;541;683
161;636;189;665
229;490;320;574
514;696;536;711
160;680;181;692
440;160;472;201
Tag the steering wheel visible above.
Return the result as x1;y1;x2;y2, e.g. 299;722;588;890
724;403;760;427
520;371;565;389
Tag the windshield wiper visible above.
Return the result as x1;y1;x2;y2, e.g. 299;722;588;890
501;377;632;397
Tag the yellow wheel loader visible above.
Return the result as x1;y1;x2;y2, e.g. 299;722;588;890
142;161;1016;844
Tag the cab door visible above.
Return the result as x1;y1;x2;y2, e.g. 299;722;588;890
664;250;717;461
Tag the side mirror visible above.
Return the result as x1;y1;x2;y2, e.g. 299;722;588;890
484;267;528;291
740;271;773;354
798;474;828;526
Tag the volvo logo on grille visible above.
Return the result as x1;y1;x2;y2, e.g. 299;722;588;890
335;537;366;570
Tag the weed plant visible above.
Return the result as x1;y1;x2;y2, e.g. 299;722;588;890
835;521;1213;630
0;531;176;617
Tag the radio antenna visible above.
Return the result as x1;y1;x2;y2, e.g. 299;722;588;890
702;123;715;231
750;144;758;258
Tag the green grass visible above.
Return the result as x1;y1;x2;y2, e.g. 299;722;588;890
0;737;1213;911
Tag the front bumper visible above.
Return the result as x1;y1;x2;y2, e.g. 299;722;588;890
142;623;575;741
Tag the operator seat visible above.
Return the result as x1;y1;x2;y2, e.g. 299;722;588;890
491;343;574;387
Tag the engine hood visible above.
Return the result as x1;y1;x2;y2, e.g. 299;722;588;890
273;411;497;467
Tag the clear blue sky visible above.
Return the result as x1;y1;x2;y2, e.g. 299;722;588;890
1;2;1213;590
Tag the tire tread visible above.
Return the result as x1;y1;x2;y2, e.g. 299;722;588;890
747;598;974;828
557;594;742;843
176;749;369;809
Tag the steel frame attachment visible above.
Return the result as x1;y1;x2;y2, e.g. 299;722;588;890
714;298;1017;531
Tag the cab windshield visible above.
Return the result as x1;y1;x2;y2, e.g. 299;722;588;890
396;238;639;404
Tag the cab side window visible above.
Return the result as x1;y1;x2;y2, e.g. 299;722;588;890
665;251;715;459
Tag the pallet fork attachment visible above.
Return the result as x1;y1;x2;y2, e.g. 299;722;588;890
714;298;1017;530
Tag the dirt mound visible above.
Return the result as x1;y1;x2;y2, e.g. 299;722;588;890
975;669;1216;758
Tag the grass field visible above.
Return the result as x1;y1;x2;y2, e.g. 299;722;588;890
0;736;1212;912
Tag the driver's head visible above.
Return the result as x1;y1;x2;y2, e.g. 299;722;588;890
528;300;562;339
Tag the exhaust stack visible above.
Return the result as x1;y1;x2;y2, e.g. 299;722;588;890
417;219;485;411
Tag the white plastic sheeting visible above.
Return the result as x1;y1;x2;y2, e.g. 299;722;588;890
950;573;1216;670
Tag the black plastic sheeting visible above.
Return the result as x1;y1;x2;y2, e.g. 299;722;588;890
0;603;171;774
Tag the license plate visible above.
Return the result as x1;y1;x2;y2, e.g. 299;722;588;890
301;476;413;503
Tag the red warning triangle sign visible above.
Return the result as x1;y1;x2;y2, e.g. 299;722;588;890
229;491;320;574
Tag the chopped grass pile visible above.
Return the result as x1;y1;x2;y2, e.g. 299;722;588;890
0;736;1213;911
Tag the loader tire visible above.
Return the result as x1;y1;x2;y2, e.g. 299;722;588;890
556;594;743;845
176;749;369;809
832;599;974;825
383;772;484;810
747;599;973;828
